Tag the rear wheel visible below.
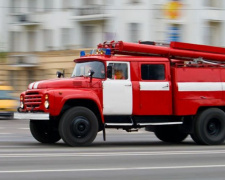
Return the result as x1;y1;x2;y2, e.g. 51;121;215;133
59;106;98;146
154;125;188;143
190;133;204;145
192;108;225;145
30;120;61;144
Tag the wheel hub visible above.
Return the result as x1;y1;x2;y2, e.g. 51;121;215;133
78;124;85;131
71;116;90;137
207;119;220;136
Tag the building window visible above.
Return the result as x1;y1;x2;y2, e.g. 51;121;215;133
141;64;165;80
129;0;141;4
10;0;16;13
9;31;22;52
82;26;95;48
129;23;140;43
28;0;37;12
204;0;221;8
61;28;70;49
153;4;163;19
83;0;101;5
9;31;16;52
62;0;72;9
28;31;36;52
43;29;53;50
10;0;21;14
204;22;222;46
45;0;53;11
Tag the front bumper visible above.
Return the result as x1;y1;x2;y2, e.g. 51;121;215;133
14;112;49;120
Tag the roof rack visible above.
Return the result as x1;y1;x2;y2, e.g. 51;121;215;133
98;41;225;63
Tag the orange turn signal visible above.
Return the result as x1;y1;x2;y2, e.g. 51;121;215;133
45;94;49;100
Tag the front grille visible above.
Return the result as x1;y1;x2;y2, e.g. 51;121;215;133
24;92;43;109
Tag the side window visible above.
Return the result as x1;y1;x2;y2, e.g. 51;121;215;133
141;64;165;80
108;63;128;80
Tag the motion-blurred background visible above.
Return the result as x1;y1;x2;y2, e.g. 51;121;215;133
0;0;224;96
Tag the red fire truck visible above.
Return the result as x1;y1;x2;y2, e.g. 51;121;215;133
17;41;225;146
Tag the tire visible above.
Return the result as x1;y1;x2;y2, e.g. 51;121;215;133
192;108;225;145
190;133;204;145
59;106;98;146
30;120;61;144
154;125;188;143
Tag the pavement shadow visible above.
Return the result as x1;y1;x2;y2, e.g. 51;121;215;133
0;140;199;148
14;140;199;148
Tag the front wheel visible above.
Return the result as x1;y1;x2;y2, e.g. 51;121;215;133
30;120;61;144
154;125;188;143
59;106;98;146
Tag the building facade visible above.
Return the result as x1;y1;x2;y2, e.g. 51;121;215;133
1;0;225;94
5;0;225;51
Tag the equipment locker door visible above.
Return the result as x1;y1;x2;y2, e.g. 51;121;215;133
139;62;172;115
102;62;132;115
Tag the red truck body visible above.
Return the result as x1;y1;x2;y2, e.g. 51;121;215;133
17;41;225;146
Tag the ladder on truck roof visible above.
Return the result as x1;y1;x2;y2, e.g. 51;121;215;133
98;41;225;63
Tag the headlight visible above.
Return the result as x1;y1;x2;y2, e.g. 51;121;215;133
20;102;24;109
44;100;49;109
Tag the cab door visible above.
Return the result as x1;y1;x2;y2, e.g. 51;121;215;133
139;62;172;115
102;62;132;115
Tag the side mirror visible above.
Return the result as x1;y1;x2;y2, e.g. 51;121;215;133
107;66;112;78
88;69;95;77
56;71;64;78
88;69;95;83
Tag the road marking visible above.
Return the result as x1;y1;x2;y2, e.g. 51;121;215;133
0;133;12;135
1;150;225;158
1;164;225;173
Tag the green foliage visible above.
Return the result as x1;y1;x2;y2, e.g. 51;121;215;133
0;52;7;63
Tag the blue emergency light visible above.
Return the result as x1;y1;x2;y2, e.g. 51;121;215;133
80;51;86;57
105;48;111;56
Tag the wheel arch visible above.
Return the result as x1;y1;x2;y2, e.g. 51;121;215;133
197;106;225;114
60;99;104;130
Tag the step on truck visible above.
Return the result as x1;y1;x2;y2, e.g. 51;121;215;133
17;40;225;146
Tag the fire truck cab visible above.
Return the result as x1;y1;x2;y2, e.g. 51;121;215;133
17;41;225;146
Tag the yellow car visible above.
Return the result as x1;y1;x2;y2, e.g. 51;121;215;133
0;86;17;119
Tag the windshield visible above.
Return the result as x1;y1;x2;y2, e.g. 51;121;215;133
72;61;105;79
0;90;14;100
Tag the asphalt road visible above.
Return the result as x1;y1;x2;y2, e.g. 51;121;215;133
0;118;225;180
